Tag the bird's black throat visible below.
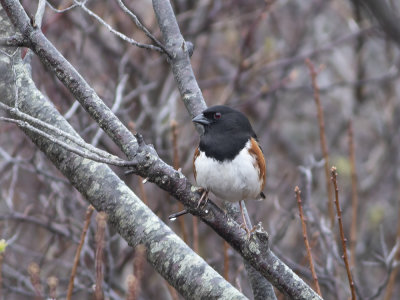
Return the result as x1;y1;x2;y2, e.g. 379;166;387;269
199;132;250;162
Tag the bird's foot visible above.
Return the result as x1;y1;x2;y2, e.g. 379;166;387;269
240;223;258;238
196;188;209;209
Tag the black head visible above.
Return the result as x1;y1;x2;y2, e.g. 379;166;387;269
192;105;257;161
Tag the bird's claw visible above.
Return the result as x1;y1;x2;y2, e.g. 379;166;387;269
239;223;258;238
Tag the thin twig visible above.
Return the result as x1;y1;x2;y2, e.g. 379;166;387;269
220;1;274;104
67;205;94;300
234;264;244;294
331;167;356;300
6;163;18;209
28;262;42;300
352;1;366;105
223;241;230;281
45;1;79;13
165;282;179;300
0;116;133;167
192;217;199;253
295;187;322;296
116;0;170;57
171;120;188;244
126;275;136;300
384;195;400;300
91;74;129;146
127;245;146;300
306;58;335;228
0;240;6;300
0;256;2;299
0;102;123;160
95;212;107;300
348;121;359;268
74;0;165;54
0;212;74;240
134;245;145;298
171;120;180;172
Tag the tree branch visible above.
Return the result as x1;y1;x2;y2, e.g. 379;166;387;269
152;0;206;119
115;0;171;56
74;0;167;54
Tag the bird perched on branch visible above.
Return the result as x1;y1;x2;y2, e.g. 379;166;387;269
192;105;266;234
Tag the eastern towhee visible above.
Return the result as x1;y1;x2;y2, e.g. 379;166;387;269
192;105;266;233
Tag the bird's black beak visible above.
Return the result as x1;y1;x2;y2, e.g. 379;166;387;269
192;113;211;125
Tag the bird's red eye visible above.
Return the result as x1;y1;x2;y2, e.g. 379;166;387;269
213;112;221;120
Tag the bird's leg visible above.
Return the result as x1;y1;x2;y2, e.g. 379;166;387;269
239;201;259;237
197;188;209;208
239;200;250;236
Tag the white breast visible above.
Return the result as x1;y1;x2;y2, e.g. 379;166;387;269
194;141;261;202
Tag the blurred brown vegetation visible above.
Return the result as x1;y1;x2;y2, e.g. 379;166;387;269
1;0;400;299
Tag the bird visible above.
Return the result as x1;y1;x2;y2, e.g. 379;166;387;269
192;105;266;234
